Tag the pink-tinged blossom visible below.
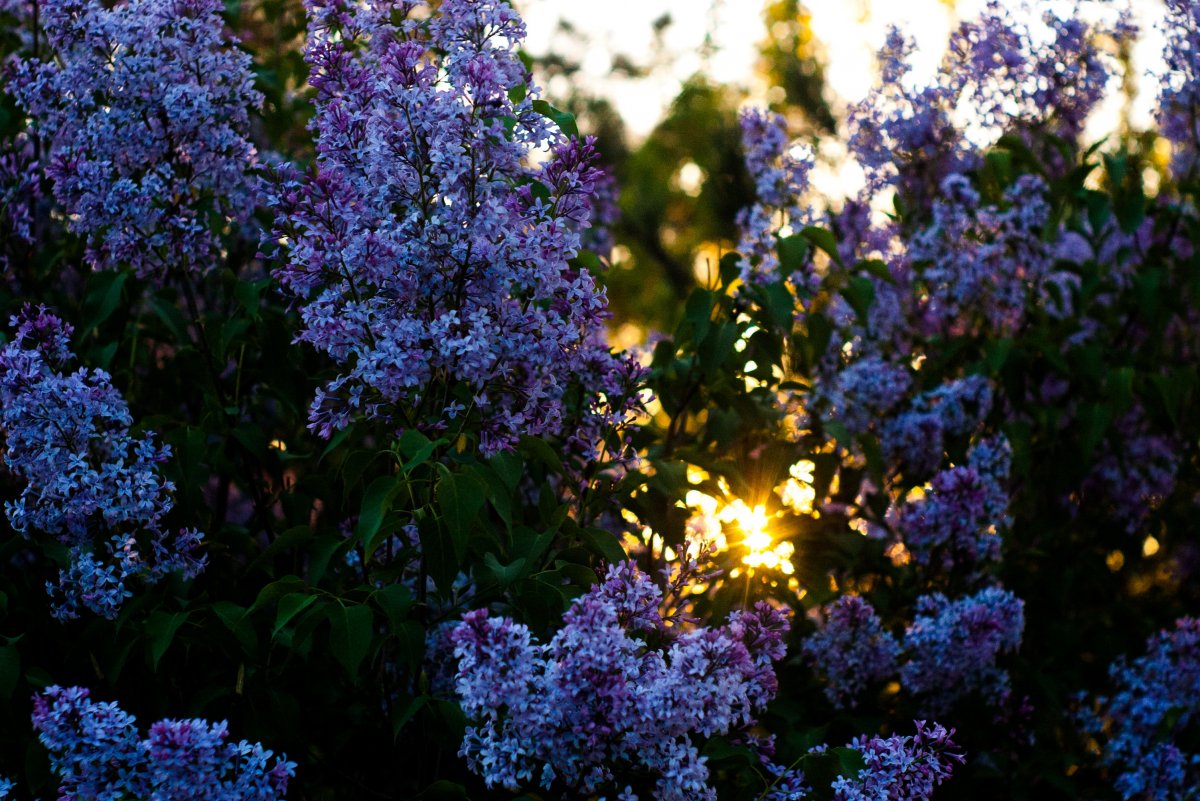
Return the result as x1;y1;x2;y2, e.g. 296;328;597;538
735;107;814;288
268;0;643;455
7;0;262;280
1079;618;1200;801
896;436;1011;573
0;306;205;620
31;685;295;801
901;586;1025;712
451;562;790;801
801;595;900;708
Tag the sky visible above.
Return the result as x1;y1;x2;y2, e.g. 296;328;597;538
521;0;1169;143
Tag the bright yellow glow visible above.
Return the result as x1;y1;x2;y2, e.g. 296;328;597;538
269;439;287;452
778;459;816;514
681;489;795;575
1107;550;1126;572
1142;536;1160;557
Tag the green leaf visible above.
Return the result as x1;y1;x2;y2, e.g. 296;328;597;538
0;646;19;700
273;593;318;639
801;226;843;265
329;604;374;677
213;602;257;653
778;233;809;274
483;552;527;586
843;276;875;321
579;527;626;565
532;99;578;137
145;611;189;671
78;270;128;340
372;584;413;633
436;464;486;547
358;474;401;555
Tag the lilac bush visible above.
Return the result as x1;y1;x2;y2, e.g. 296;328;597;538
7;0;261;280
30;685;295;801
0;305;204;619
268;0;643;455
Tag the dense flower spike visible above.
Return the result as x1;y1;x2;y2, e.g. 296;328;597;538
451;562;789;800
735;107;814;287
0;306;205;619
764;722;964;801
7;0;261;280
896;436;1012;573
31;685;295;801
1081;408;1180;534
801;595;900;708
269;0;641;455
1157;0;1200;177
0;137;39;275
882;376;994;478
832;722;965;801
1079;618;1200;801
901;587;1025;711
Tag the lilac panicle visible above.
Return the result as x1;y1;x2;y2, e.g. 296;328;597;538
451;562;790;800
1078;617;1200;801
1157;0;1200;178
801;595;900;709
882;375;994;478
764;721;964;801
31;685;295;801
735;107;815;288
7;0;262;280
897;436;1011;574
901;586;1025;712
1081;408;1179;534
269;0;642;455
0;306;205;620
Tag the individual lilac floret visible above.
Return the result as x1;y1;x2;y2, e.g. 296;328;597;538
1079;618;1200;801
832;721;965;801
735;107;815;289
882;375;994;477
1156;0;1200;177
268;0;641;455
897;436;1012;574
7;0;261;280
801;595;900;708
901;587;1025;712
451;561;790;801
0;306;205;620
0;776;13;799
31;686;295;801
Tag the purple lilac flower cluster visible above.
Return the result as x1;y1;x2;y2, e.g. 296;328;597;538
764;722;964;801
882;375;994;478
1157;0;1200;177
0;306;205;620
450;561;789;801
30;685;295;801
849;3;1122;205
813;354;911;438
1079;617;1200;801
268;0;643;456
901;587;1025;712
735;107;814;288
0;136;39;275
910;174;1065;337
7;0;261;280
896;436;1011;573
1080;408;1181;535
801;595;900;708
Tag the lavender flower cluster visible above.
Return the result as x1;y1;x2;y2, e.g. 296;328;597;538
450;561;789;801
800;595;899;707
765;721;964;801
735;107;814;288
897;436;1012;573
1157;0;1200;177
268;0;642;455
881;375;994;478
1079;617;1200;800
0;306;204;620
901;587;1025;712
7;0;261;280
28;685;294;801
